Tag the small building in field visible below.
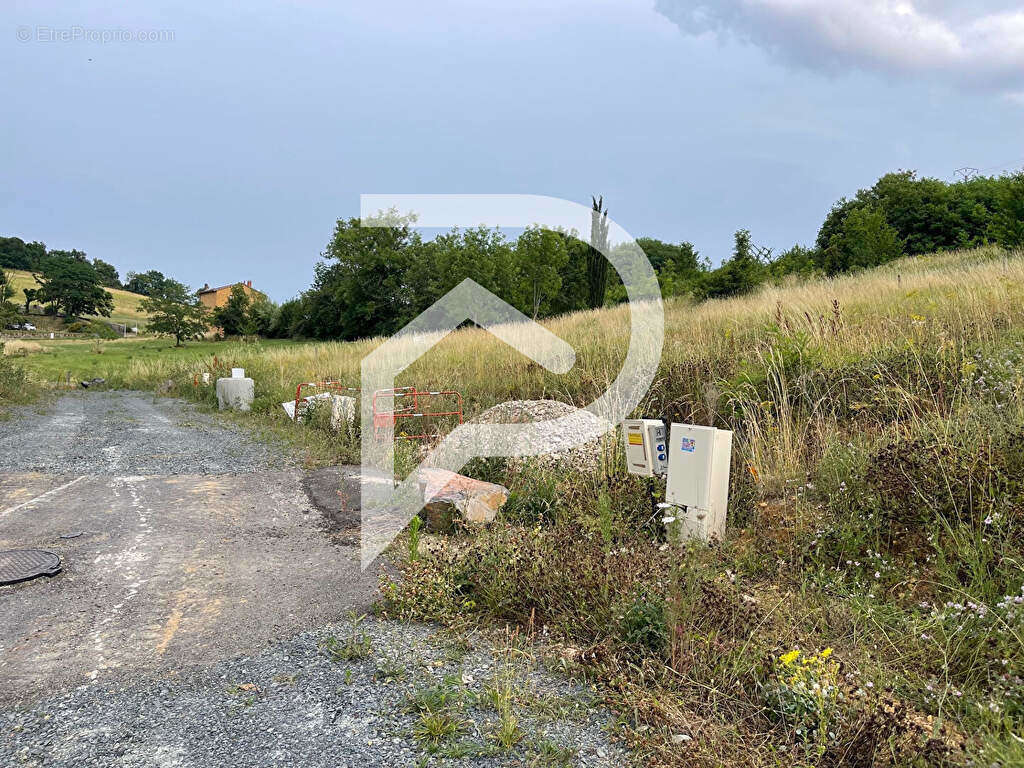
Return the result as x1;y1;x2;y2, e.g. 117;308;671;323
197;280;263;309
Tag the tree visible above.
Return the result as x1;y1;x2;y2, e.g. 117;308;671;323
245;297;278;336
140;294;209;347
515;226;568;319
991;170;1024;249
0;237;46;271
46;249;88;263
304;211;420;340
124;270;167;296
271;297;308;338
699;230;766;299
586;196;610;309
212;285;251;336
634;237;704;297
768;244;820;281
815;170;1006;262
0;268;17;321
22;287;38;314
35;255;114;318
92;259;121;288
821;206;903;274
0;267;13;304
546;232;590;316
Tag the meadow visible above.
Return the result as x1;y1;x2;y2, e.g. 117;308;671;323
4;268;152;328
5;245;1024;766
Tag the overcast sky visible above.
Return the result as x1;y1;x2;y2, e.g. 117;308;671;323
3;0;1023;301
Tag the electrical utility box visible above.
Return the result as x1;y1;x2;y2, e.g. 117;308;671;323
666;423;733;543
622;419;668;477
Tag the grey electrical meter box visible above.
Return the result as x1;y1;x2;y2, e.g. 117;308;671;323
622;419;668;477
666;423;733;543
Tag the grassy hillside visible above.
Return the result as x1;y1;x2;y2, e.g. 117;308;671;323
5;269;151;327
12;245;1024;766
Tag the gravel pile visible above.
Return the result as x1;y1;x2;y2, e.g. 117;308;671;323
456;400;611;473
1;618;624;767
0;391;290;474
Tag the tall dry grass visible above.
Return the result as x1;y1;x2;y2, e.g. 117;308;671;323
95;246;1024;490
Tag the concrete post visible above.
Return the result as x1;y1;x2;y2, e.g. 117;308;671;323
216;377;254;412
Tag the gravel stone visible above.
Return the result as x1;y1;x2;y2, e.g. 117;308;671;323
1;618;625;767
454;400;611;472
0;390;289;474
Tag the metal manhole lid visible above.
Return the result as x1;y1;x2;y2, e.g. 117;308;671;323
0;549;62;585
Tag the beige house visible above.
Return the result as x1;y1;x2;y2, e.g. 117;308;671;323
197;280;263;309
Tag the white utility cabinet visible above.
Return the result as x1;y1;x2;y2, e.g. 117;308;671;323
666;423;733;543
621;419;668;477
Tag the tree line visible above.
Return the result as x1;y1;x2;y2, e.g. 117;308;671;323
259;169;1023;340
5;167;1022;344
0;237;192;299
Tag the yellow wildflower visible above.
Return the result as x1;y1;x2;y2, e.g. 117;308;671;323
779;650;800;666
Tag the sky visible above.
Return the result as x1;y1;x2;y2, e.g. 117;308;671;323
2;0;1023;302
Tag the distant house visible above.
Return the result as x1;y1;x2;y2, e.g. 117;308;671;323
197;280;264;310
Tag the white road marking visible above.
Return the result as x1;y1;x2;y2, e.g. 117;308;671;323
0;475;88;520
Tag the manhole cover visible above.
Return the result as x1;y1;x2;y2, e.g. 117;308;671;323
0;549;62;585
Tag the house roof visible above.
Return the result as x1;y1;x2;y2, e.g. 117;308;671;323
197;282;259;295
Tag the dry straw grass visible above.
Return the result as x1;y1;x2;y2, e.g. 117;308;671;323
98;246;1023;489
2;340;47;356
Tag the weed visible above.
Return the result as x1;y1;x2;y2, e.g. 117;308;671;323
526;738;575;767
321;612;372;662
408;515;422;563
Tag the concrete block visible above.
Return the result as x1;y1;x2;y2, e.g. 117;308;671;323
418;468;508;528
217;377;254;412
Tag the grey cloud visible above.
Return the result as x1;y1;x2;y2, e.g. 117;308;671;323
655;0;1024;95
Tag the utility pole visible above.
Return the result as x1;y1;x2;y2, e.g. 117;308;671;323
954;167;978;182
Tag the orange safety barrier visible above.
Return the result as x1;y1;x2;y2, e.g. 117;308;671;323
371;387;463;440
292;381;361;421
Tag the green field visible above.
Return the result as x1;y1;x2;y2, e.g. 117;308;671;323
12;337;299;384
5;269;152;327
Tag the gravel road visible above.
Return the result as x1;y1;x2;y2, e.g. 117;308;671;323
0;391;624;767
0;390;285;474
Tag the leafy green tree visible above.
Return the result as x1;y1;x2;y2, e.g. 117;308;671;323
46;249;88;263
305;212;420;340
699;230;766;299
816;170;1007;262
91;259;121;288
586;196;610;309
634;237;704;297
990;170;1024;249
0;237;47;270
271;298;308;338
22;287;38;314
515;226;568;319
140;293;209;347
245;297;278;336
35;255;114;318
0;268;17;321
821;206;903;274
768;244;820;281
546;233;590;316
212;285;251;336
124;270;168;296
